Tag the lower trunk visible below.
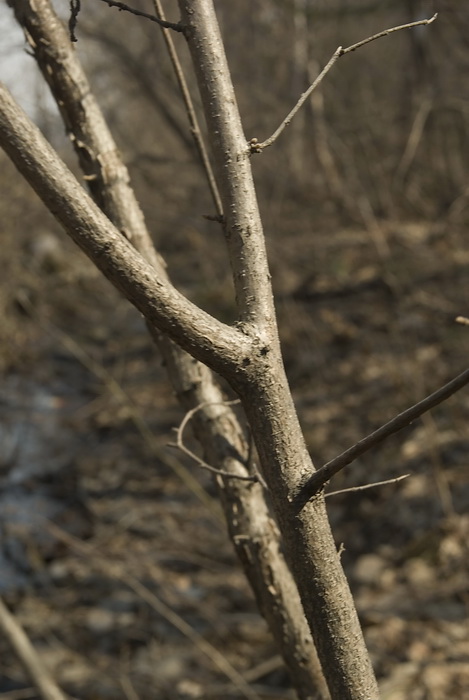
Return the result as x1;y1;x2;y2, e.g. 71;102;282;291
238;357;380;700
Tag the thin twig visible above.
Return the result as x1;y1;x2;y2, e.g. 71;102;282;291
325;474;410;498
293;367;469;511
252;14;437;152
0;598;67;700
340;14;437;55
152;0;223;218
170;401;259;482
98;0;182;31
251;49;341;152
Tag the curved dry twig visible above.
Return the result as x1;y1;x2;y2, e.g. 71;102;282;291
252;14;438;153
152;0;223;218
170;400;260;483
340;13;437;55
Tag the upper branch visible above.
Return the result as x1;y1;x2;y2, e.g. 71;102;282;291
151;0;223;219
340;13;437;55
0;82;249;375
177;0;278;337
252;14;438;152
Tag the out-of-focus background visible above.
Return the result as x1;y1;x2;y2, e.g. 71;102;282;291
1;1;468;698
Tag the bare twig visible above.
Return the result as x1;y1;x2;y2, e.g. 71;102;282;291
170;401;260;483
250;49;341;152
152;0;223;218
0;598;67;700
325;474;410;498
97;0;182;31
253;14;437;152
339;14;438;56
395;98;432;182
294;367;469;511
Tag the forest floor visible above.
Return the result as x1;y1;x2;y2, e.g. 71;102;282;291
1;201;468;699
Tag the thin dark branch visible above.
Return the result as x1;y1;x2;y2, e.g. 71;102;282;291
253;14;437;152
252;49;341;151
98;0;183;32
69;0;81;42
293;367;469;511
171;400;259;483
151;0;223;217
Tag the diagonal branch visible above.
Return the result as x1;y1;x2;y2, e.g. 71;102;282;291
251;49;342;152
0;82;248;375
253;14;438;152
152;0;223;218
0;597;67;700
169;400;261;482
293;367;469;511
325;474;410;498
